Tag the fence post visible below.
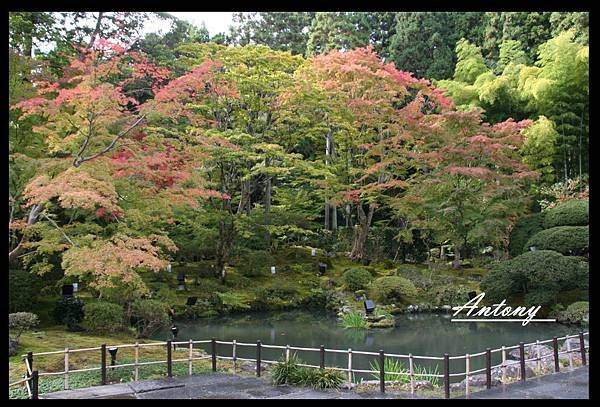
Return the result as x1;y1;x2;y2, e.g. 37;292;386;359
379;350;385;394
444;353;450;399
519;342;526;382
26;352;33;378
134;342;139;380
167;341;172;378
501;346;506;383
211;338;217;372
30;370;39;400
536;340;541;373
409;353;415;394
188;339;193;376
485;348;491;389
232;340;237;373
64;348;69;390
579;332;587;365
320;345;325;369
566;338;573;368
347;348;352;385
256;340;262;377
465;354;470;396
285;345;290;363
553;337;560;372
101;344;107;385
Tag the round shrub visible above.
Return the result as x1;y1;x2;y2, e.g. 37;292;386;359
543;199;588;229
83;302;124;334
9;312;39;356
52;297;85;331
434;285;471;306
370;276;418;305
131;299;171;338
557;301;589;324
481;250;588;307
525;226;588;256
508;212;545;257
341;267;373;291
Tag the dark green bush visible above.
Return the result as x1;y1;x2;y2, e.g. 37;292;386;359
52;297;85;330
543;199;588;229
341;267;373;291
131;299;171;338
83;302;124;334
236;251;275;277
525;226;589;256
370;276;418;305
480;250;588;307
508;212;545;257
9;269;41;313
434;285;471;306
557;301;589;325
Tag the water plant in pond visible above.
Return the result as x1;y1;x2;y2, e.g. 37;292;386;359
341;311;368;329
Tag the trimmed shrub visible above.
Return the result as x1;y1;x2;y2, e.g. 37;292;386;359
9;312;39;356
236;251;275;277
341;267;373;291
508;212;545;257
434;285;471;306
543;199;588;229
52;297;85;331
83;302;124;334
131;299;171;338
481;250;588;307
557;301;589;325
370;276;418;305
9;312;39;342
525;226;588;256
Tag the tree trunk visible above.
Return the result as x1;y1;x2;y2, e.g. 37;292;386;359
332;205;337;231
8;204;42;264
264;159;272;248
349;204;374;260
451;246;461;269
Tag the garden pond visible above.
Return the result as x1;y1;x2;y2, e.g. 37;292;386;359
155;311;576;383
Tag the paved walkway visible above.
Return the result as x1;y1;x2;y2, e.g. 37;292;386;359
40;373;412;399
40;366;589;399
457;366;589;399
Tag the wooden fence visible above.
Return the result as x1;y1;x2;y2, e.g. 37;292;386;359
10;331;589;399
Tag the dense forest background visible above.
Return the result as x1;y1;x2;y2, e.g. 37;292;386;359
9;12;589;329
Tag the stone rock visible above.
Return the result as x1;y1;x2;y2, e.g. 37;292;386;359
340;382;357;390
389;307;404;315
508;344;554;361
369;318;395;328
239;361;266;373
461;373;501;388
441;305;452;312
491;363;536;380
366;315;385;322
413;380;433;390
560;338;588;352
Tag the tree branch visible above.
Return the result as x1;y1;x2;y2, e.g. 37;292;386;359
73;114;146;167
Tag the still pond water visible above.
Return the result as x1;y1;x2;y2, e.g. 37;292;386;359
156;311;575;382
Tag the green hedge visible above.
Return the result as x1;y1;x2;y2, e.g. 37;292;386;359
370;276;418;305
341;267;373;291
9;269;41;313
543;199;588;229
83;302;124;334
480;250;588;307
525;226;588;256
508;212;545;257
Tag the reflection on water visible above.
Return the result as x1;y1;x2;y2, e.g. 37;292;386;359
156;311;575;383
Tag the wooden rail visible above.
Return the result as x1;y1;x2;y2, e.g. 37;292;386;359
12;331;589;399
